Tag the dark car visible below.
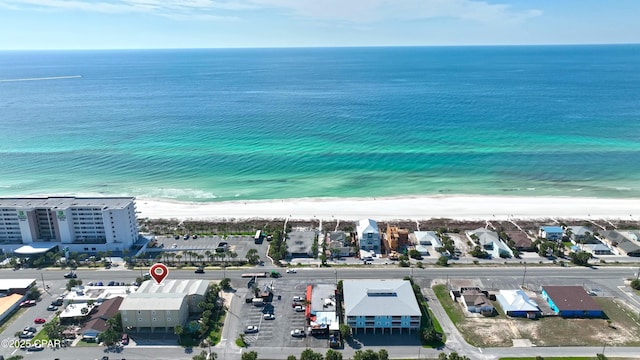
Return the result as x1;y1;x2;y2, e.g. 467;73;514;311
107;281;115;286
47;305;59;311
192;234;198;239
195;267;205;274
64;272;77;278
51;299;63;306
174;235;180;240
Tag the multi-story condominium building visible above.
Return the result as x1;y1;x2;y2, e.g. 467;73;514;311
343;279;421;334
0;197;138;252
356;218;381;255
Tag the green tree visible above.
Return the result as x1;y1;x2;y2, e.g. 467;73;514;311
246;249;260;265
570;251;593;266
325;349;342;360
631;278;640;290
377;349;388;360
220;278;232;291
174;325;184;342
42;317;64;340
300;348;323;360
436;256;449;266
339;324;351;340
596;354;608;360
6;355;25;360
241;351;258;360
353;349;379;360
287;356;297;360
66;279;83;291
27;286;41;300
193;350;214;360
98;327;120;346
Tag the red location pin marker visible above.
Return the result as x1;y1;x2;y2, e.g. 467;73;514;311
150;263;169;285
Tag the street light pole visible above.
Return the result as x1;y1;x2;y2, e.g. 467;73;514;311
521;262;527;288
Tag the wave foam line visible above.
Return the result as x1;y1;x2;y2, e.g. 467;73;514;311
0;75;82;82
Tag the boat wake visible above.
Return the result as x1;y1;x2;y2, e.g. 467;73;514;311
0;75;82;82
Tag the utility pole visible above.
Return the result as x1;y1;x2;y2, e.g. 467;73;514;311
40;272;46;291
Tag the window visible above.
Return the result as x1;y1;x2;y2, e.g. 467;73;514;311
167;318;171;322
137;310;141;314
151;310;156;315
138;318;143;321
123;317;128;322
152;318;157;321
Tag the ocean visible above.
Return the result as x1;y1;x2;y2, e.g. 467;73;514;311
1;45;639;201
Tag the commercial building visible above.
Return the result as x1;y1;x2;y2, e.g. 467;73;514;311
541;286;603;318
356;219;381;255
0;279;36;296
120;279;209;332
288;230;316;258
0;197;138;253
80;296;124;341
343;279;421;334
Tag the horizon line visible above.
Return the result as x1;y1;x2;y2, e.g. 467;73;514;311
1;42;639;52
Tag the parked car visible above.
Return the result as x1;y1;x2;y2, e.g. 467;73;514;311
51;298;64;306
19;300;36;307
192;234;198;239
183;234;190;240
174;235;180;240
244;325;259;334
121;333;129;345
24;326;37;333
195;267;205;274
63;272;77;278
294;305;305;312
19;331;35;339
47;305;58;311
263;313;275;320
290;329;306;338
27;344;44;351
286;268;297;274
95;281;104;286
292;296;303;302
34;317;46;324
107;281;115;286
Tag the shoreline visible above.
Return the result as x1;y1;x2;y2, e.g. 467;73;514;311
134;194;640;221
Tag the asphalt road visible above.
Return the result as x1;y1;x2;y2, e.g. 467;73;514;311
2;265;640;360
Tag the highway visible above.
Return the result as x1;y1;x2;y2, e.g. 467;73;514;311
1;265;640;360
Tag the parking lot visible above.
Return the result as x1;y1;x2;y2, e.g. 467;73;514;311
238;278;331;349
148;234;271;265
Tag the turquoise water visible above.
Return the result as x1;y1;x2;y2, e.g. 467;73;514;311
1;45;640;201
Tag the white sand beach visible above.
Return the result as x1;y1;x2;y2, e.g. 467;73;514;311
135;195;640;221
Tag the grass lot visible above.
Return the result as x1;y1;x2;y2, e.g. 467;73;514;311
75;339;100;347
32;329;50;342
433;284;640;347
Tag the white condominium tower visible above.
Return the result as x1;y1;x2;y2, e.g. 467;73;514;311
0;197;139;252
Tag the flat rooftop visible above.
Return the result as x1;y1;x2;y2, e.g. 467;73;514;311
0;197;135;210
0;279;36;291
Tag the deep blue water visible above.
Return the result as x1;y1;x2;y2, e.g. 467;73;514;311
1;45;639;201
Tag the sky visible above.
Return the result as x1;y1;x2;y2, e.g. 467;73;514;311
0;0;639;50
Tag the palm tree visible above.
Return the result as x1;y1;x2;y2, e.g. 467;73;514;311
176;254;183;263
205;251;212;265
